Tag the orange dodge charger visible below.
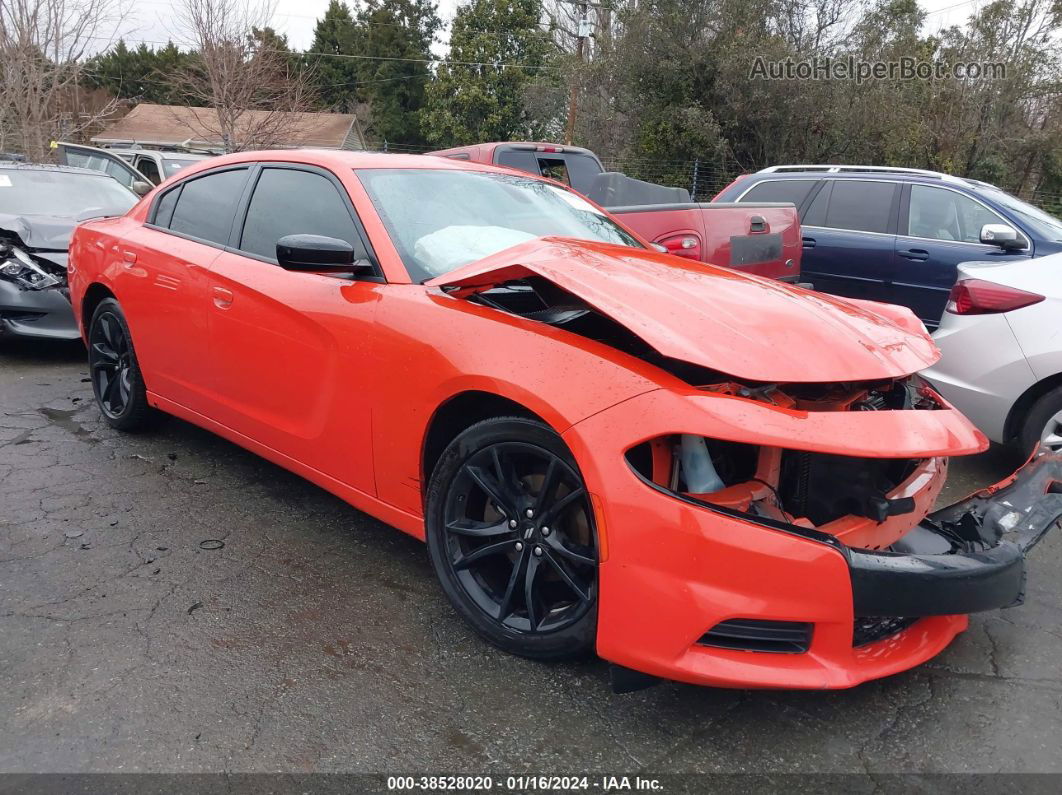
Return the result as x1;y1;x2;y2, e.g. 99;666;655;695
68;150;1062;692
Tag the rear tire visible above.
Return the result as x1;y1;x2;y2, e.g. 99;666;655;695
425;417;598;661
87;298;158;432
1018;386;1062;455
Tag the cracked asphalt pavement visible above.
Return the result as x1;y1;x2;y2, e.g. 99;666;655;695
2;336;1061;775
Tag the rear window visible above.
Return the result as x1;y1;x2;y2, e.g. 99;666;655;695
168;168;247;245
818;180;897;234
495;149;602;192
738;179;817;207
496;149;539;173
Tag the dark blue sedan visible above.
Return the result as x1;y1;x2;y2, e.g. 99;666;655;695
713;166;1062;328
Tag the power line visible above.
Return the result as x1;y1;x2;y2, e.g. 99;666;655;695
84;34;561;69
924;0;979;17
81;65;432;91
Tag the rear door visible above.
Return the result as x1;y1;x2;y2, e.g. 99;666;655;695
798;179;901;303
201;162;381;492
892;183;1033;328
114;166;249;411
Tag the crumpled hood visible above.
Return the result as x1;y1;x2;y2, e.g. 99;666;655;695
0;212;75;252
429;237;939;383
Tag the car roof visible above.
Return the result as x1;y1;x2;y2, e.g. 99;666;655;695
171;149;536;178
748;168;996;191
0;162;109;177
106;148;211;159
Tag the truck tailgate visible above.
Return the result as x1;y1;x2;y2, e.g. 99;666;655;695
608;201;801;282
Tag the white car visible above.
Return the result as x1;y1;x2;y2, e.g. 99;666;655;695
923;255;1062;453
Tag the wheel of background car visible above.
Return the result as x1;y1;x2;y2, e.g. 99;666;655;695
88;298;158;432
425;417;598;660
1019;385;1062;455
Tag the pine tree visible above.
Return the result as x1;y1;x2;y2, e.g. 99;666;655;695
83;40;198;104
352;0;440;146
306;0;362;111
420;0;552;147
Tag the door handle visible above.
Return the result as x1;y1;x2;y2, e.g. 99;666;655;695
122;250;137;263
212;286;234;309
749;215;768;233
898;248;929;261
802;236;816;249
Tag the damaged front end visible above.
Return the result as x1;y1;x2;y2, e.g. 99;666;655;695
627;425;1062;623
603;383;1062;688
433;238;1062;686
0;230;76;340
621;375;1062;643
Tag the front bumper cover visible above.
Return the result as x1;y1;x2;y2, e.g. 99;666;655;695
849;450;1062;617
0;278;78;339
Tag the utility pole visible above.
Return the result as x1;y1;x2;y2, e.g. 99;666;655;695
564;3;590;145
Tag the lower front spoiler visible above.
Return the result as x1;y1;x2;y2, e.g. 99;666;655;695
0;279;79;340
850;450;1062;618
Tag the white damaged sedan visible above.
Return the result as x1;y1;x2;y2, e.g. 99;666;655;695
923;253;1062;454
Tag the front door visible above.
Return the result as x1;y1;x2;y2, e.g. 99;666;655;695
53;142;148;192
201;163;382;494
891;183;1033;328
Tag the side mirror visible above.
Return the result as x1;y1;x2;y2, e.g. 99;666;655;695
276;234;371;273
131;180;152;196
980;223;1024;251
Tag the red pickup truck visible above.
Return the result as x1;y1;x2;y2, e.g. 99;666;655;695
429;142;802;282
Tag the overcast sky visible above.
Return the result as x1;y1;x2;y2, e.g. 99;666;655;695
114;0;989;59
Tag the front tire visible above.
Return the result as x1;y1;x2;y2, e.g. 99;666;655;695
87;297;157;432
425;417;599;661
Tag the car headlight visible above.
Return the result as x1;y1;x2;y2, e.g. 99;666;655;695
0;244;62;290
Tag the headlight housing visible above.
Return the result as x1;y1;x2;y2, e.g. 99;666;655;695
0;243;63;290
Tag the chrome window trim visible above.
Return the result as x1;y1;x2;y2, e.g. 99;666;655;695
733;177;820;203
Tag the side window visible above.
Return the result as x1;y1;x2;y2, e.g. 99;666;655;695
738;179;818;208
152;186;181;228
135;156;162;184
169;169;248;245
908;185;1013;244
238;167;365;262
802;181;831;226
63;150;109;173
104;158;136;188
821;180;897;234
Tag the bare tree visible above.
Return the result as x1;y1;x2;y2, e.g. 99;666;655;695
169;0;316;151
0;0;126;159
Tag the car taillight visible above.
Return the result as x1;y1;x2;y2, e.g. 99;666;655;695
657;234;702;261
946;279;1045;315
710;174;749;201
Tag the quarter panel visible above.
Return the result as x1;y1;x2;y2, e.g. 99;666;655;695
1005;298;1062;382
113;225;217;412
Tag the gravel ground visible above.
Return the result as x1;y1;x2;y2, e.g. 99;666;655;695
2;336;1060;776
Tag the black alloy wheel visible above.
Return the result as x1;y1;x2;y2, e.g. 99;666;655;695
87;298;156;431
90;310;132;418
426;418;599;660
